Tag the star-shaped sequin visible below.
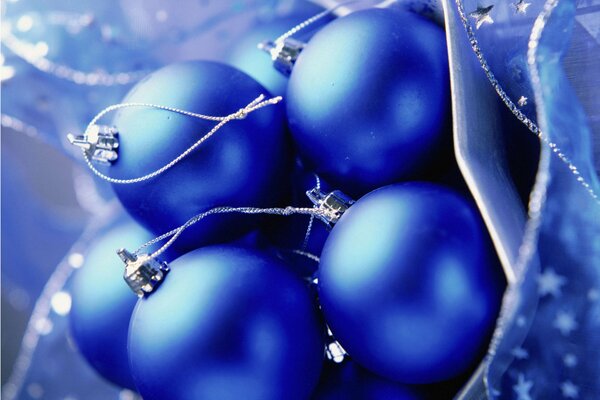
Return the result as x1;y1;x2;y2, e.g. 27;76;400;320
517;96;528;107
511;346;529;360
554;311;578;336
469;5;494;29
512;0;532;14
560;381;579;398
513;374;533;400
537;268;567;297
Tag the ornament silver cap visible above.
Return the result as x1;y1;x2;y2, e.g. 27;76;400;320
258;38;306;76
306;188;355;229
325;326;347;363
118;249;170;297
67;124;119;165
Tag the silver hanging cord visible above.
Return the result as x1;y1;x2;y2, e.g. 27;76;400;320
69;94;282;184
302;174;322;250
119;206;327;297
133;186;355;260
134;206;331;260
273;7;334;45
119;188;354;297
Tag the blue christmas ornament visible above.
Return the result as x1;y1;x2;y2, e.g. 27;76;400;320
228;3;332;96
312;360;422;400
286;9;450;197
69;220;153;390
107;61;292;253
318;183;504;383
128;246;324;400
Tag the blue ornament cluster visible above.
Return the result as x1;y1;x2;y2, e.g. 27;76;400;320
69;5;506;400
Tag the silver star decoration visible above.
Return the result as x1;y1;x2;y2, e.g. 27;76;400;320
537;268;567;297
513;374;534;400
554;311;578;336
563;353;578;367
512;0;532;14
560;381;579;399
511;346;529;360
469;5;494;29
517;96;528;107
512;65;524;81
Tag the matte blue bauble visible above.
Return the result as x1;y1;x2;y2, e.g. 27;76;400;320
228;3;332;95
312;361;421;400
128;246;324;400
109;61;292;254
318;183;504;383
69;221;152;389
287;9;450;197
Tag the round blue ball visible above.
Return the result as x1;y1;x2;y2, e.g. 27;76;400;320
287;9;450;197
69;220;152;389
128;246;325;400
318;183;504;383
108;61;292;254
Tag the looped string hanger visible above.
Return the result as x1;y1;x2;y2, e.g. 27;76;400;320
290;249;321;263
133;206;331;261
270;0;367;47
273;8;332;45
302;173;322;251
77;94;282;184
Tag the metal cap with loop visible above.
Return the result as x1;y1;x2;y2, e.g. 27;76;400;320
118;249;170;297
256;0;340;77
258;38;306;76
67;124;119;165
306;188;355;229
